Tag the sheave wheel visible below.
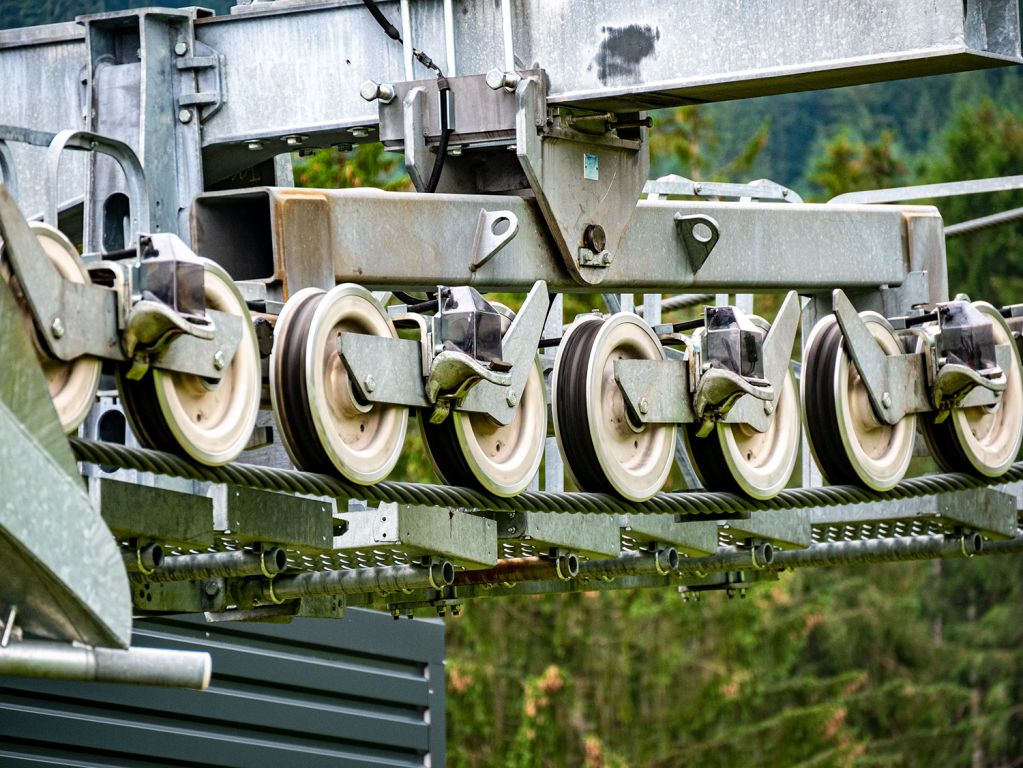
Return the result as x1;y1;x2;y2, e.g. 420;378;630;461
922;302;1023;477
552;313;676;501
118;259;261;465
420;305;547;497
803;312;915;490
684;369;801;500
270;283;407;484
1;223;101;434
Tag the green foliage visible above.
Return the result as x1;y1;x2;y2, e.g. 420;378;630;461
293;144;412;192
807;130;906;200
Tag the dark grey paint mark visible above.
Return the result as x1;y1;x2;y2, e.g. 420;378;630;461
589;24;659;83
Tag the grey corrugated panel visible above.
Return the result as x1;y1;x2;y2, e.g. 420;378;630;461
0;609;445;768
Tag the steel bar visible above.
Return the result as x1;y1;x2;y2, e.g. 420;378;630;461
831;175;1023;205
69;437;1023;518
676;544;775;576
122;544;165;575
577;548;679;579
770;533;983;569
131;548;288;584
192;188;933;293
451;555;579;586
978;536;1023;555
246;561;455;603
0;641;211;689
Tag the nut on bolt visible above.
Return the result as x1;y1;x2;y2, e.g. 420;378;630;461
582;224;607;254
637;398;650;415
364;375;377;393
506;390;519;407
212;350;226;370
881;392;892;409
50;317;64;338
486;68;521;92
359;80;396;105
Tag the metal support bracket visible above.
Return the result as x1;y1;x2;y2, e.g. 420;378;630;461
403;87;433;192
674;214;720;271
470;209;518;271
833;288;931;424
175;40;225;121
515;76;649;285
613;359;694;425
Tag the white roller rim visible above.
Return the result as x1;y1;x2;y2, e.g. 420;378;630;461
6;223;101;434
304;283;407;484
451;304;547;497
152;259;261;465
718;370;801;500
586;313;677;501
947;302;1023;477
833;312;916;491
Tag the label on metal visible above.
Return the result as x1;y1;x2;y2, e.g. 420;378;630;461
583;153;599;181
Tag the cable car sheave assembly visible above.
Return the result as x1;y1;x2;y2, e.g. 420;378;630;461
1;0;1023;687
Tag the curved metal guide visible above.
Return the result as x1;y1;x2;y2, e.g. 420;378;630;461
0;276;131;648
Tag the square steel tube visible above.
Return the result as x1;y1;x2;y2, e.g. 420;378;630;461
191;187;941;295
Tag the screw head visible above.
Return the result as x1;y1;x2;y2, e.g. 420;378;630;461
364;375;376;393
178;108;193;124
50;317;64;338
174;41;188;56
881;392;892;409
638;397;650;414
213;350;226;370
506;390;519;407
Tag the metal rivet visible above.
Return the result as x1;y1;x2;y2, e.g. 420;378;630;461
364;375;376;393
178;108;193;124
638;398;649;414
50;317;64;338
174;41;188;56
881;392;892;408
506;390;519;407
213;350;226;370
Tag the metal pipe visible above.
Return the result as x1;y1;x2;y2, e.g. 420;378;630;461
675;543;774;575
131;547;287;583
452;554;579;586
122;543;165;575
578;548;678;580
0;641;211;689
769;534;982;569
972;535;1023;556
246;560;454;603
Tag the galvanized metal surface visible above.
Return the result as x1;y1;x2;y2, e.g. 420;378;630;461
0;276;130;648
0;612;446;767
192;187;939;295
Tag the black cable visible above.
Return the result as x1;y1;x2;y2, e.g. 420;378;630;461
360;0;450;193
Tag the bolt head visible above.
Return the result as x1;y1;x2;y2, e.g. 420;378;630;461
174;41;188;56
506;390;519;407
204;581;220;596
764;399;776;415
284;135;303;146
364;375;376;393
485;68;507;90
178;108;193;124
350;127;370;138
360;80;381;101
582;224;607;253
246;140;263;151
881;392;892;408
638;397;650;414
50;317;64;338
213;350;226;370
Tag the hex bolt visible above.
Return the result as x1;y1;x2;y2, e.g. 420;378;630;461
506;390;519;407
364;375;377;393
203;581;220;596
881;392;892;409
486;68;521;92
359;80;396;104
173;41;188;56
349;127;371;138
178;108;193;124
284;135;307;147
50;317;64;338
764;399;776;415
638;398;650;415
212;350;226;371
246;140;263;151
